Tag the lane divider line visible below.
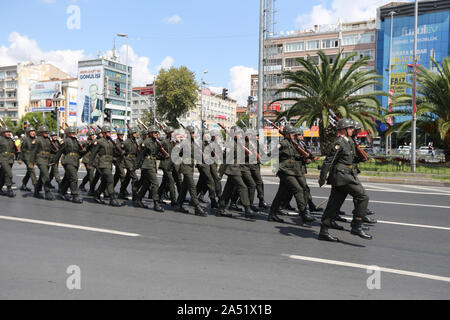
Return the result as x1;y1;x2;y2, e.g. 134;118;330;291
312;196;450;209
0;215;140;237
282;254;450;283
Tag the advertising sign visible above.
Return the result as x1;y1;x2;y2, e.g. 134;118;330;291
30;81;63;101
77;66;104;125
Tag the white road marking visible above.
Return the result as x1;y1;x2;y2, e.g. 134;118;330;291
282;254;450;283
313;196;450;209
0;215;140;237
404;185;450;195
337;216;450;231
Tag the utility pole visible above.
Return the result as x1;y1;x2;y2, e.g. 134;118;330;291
387;10;396;156
257;0;265;131
411;0;418;172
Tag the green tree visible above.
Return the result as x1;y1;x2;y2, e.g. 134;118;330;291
17;112;57;135
387;57;450;161
236;113;251;129
273;50;389;155
153;66;198;128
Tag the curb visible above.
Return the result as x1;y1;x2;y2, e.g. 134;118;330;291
259;169;450;187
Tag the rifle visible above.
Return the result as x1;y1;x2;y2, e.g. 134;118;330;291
97;125;125;156
126;123;141;152
217;123;261;162
0;117;20;153
328;109;369;161
138;119;169;159
264;119;311;159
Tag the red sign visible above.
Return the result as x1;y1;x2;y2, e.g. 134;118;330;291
264;103;280;112
46;99;52;107
140;88;154;96
216;115;227;120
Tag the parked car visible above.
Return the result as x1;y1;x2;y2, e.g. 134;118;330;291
396;146;411;155
418;146;430;155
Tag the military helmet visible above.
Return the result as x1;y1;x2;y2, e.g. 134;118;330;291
39;125;49;133
337;119;353;130
50;131;57;136
140;129;148;136
128;127;138;135
353;120;363;131
165;126;175;133
1;126;11;133
26;126;36;134
87;129;95;136
102;125;112;133
65;127;76;134
283;125;293;134
185;126;195;134
296;128;304;136
287;126;297;134
148;125;159;134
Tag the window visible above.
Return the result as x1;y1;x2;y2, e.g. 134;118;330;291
306;40;320;50
285;58;302;67
285;42;304;53
322;39;339;49
342;32;375;45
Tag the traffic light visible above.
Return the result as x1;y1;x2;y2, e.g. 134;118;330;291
104;109;112;123
23;120;28;131
222;88;228;100
115;82;121;96
247;96;254;107
51;107;58;121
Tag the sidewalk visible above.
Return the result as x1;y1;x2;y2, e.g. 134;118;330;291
259;167;450;187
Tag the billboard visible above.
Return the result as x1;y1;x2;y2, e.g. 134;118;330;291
77;66;104;125
30;81;63;101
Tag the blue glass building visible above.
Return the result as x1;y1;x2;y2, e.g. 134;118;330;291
377;0;450;124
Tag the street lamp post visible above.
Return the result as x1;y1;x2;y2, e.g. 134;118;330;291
411;0;418;172
200;70;208;131
117;33;129;133
387;10;396;156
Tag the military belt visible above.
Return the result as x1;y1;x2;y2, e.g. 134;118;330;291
127;154;136;158
68;152;80;157
40;151;51;156
145;156;157;160
3;152;14;156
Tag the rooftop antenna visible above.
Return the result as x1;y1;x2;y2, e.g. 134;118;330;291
112;37;117;61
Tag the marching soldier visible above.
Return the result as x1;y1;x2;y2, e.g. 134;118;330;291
318;119;372;242
113;129;127;199
55;127;84;203
47;131;62;190
89;125;121;207
19;127;37;192
174;126;206;216
268;126;315;224
157;126;178;207
121;127;140;203
0;126;17;197
88;130;103;196
249;132;269;210
79;129;96;192
134;126;164;212
32;125;56;201
216;127;257;219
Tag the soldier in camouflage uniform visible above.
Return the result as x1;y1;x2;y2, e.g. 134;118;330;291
157;126;178;207
79;129;96;192
318;119;372;242
88;130;103;196
55;127;85;203
31;126;56;201
19;127;37;192
89;126;121;207
121;127;140;203
113;129;127;199
47;131;62;190
0;126;17;197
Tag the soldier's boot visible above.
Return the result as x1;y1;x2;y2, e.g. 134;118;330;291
215;207;232;218
363;215;377;224
79;184;87;192
198;192;207;204
72;195;83;204
154;203;165;213
318;222;339;242
194;206;207;217
244;206;257;219
170;200;177;208
118;192;129;200
95;193;106;205
210;198;218;209
133;198;148;209
276;208;288;216
325;218;345;231
58;192;71;202
350;219;373;240
88;188;97;197
300;209;316;223
259;200;269;210
6;187;16;198
339;210;346;216
33;188;43;199
44;191;55;201
250;204;260;213
334;214;348;223
109;197;122;207
366;209;375;216
268;211;285;223
284;203;296;211
228;202;243;212
309;201;323;212
20;185;31;192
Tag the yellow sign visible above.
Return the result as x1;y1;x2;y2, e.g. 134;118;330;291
390;73;407;94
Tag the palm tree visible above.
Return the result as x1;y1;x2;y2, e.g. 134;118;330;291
272;50;389;155
386;57;450;161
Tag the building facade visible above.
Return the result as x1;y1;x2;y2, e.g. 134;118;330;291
77;57;132;127
131;85;155;126
377;0;450;124
0;61;71;122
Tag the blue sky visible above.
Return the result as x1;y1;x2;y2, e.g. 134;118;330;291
0;0;403;104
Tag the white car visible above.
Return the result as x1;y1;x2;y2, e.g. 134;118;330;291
418;146;431;155
397;146;411;155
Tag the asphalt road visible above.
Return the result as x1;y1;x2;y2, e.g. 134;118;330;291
1;165;449;300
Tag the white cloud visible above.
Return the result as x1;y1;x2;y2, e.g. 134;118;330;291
157;56;175;71
164;15;182;24
295;0;407;29
0;32;87;76
227;65;257;106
